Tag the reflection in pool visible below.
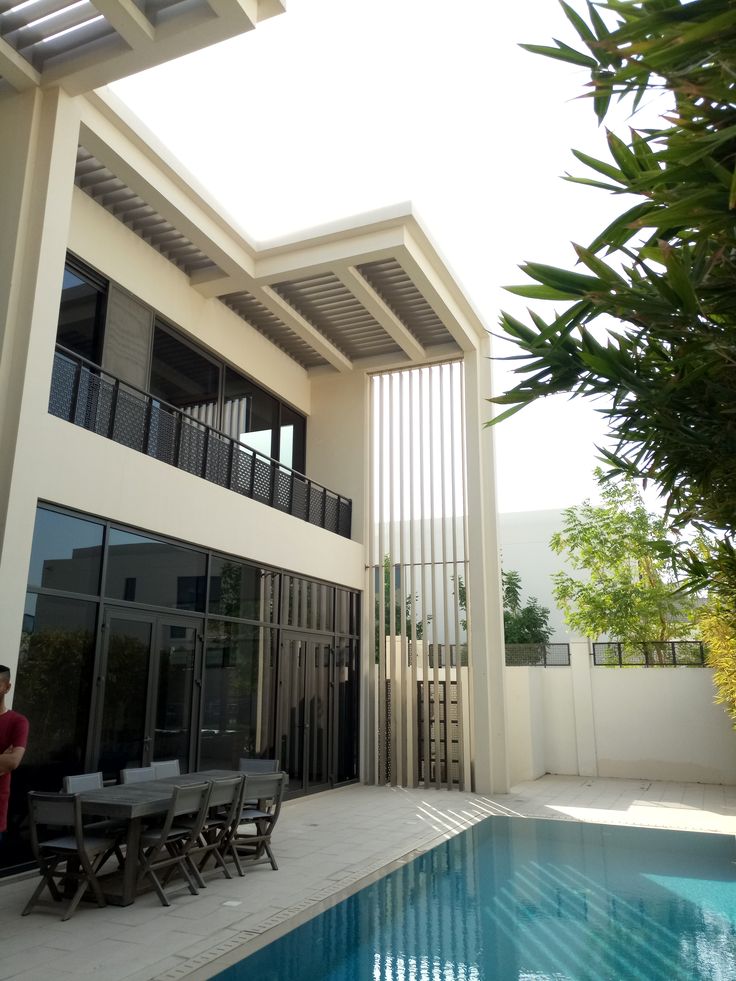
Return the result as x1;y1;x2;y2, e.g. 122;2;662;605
213;816;736;981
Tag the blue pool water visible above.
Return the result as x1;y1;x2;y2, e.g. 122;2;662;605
213;817;736;981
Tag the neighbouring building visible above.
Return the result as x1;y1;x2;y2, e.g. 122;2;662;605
0;1;507;874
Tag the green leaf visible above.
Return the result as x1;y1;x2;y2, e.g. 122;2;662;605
663;249;700;315
504;284;580;300
571;148;625;182
729;164;736;210
519;41;597;68
560;1;597;45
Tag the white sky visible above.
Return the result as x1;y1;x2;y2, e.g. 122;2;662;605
111;0;646;515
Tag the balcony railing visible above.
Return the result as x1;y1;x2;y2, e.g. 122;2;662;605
591;641;705;666
49;346;352;539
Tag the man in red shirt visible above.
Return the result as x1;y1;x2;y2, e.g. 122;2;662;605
0;665;29;839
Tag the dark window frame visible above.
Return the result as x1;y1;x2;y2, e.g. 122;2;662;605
59;252;308;476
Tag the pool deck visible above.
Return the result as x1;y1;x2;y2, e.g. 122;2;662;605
2;774;735;981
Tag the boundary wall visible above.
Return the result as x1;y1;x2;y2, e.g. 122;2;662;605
505;642;736;785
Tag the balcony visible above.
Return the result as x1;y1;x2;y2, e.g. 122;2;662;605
48;346;352;538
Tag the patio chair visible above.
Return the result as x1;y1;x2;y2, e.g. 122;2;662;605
120;765;156;784
152;759;180;779
238;758;281;806
189;774;245;880
232;772;287;871
238;757;280;774
62;772;125;867
136;781;212;906
62;772;105;793
22;792;118;921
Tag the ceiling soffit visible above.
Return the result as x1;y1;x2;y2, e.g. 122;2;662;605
72;145;465;371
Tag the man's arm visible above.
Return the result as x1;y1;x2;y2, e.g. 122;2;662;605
0;746;25;774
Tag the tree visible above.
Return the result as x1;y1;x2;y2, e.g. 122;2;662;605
502;570;553;644
455;570;552;644
550;470;699;648
489;0;736;606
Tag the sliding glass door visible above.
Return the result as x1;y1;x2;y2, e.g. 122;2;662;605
93;609;201;779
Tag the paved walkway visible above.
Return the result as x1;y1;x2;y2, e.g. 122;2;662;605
2;775;735;981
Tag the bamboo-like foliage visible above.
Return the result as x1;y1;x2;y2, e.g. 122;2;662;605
490;0;736;715
491;0;736;591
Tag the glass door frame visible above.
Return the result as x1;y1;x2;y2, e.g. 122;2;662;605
276;629;334;797
86;606;203;775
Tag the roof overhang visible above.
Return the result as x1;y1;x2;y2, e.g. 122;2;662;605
72;89;490;374
0;0;284;97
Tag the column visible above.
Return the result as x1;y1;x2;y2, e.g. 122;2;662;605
0;86;81;683
464;337;509;794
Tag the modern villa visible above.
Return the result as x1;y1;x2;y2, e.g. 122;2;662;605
0;0;508;876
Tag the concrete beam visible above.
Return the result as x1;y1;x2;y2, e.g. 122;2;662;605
0;37;40;92
334;264;426;363
92;1;156;49
260;285;353;373
399;232;479;354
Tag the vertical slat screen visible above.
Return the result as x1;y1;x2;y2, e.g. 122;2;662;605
370;361;470;789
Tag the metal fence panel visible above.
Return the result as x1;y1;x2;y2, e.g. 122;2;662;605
505;643;571;666
591;641;705;666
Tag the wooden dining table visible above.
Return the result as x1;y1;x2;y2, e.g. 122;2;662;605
79;769;240;907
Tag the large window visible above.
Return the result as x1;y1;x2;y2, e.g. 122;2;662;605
200;622;276;770
8;504;360;877
27;507;104;595
55;256;307;474
56;259;106;363
105;528;207;612
150;324;220;427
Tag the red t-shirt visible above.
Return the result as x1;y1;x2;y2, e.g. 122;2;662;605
0;710;29;832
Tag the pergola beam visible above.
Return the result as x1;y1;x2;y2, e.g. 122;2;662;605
0;36;40;92
260;285;353;373
92;1;155;49
334;264;426;362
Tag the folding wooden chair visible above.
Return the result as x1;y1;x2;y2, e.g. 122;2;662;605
136;781;212;906
190;774;245;880
22;792;118;921
232;772;287;871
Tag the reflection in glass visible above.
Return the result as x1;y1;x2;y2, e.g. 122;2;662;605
284;576;334;632
280;404;306;473
200;622;274;770
150;325;220;426
335;638;359;783
106;529;206;611
27;508;104;595
56;264;106;364
6;594;98;872
208;559;278;621
154;623;196;770
15;593;97;773
308;642;330;787
98;617;152;777
224;366;278;458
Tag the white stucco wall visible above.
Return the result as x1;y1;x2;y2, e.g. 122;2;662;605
591;669;736;784
68;188;311;415
505;653;736;786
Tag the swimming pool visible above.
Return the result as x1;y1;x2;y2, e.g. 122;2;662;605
212;816;736;980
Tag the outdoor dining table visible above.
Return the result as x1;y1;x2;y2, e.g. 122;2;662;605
78;769;240;907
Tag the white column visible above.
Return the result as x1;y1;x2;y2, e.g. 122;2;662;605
0;87;81;684
463;338;509;793
570;640;598;776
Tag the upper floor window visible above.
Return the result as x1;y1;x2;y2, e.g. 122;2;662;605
55;256;307;474
56;259;106;364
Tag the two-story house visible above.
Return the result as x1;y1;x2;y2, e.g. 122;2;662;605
0;0;508;875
